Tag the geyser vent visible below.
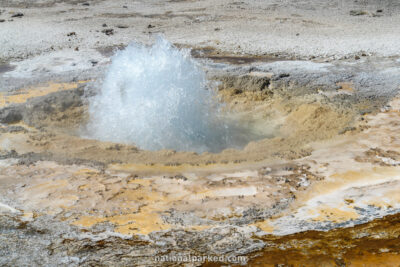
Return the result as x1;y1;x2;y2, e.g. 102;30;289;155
84;37;256;153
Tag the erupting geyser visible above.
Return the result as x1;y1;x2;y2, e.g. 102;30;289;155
85;37;243;153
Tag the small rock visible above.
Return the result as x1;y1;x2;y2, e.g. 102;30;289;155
90;60;98;66
355;55;360;60
0;107;23;124
350;10;368;16
7;125;27;133
376;9;383;13
106;144;123;150
123;5;128;8
75;47;79;51
231;88;243;95
0;19;5;23
361;53;367;57
214;27;220;31
102;23;107;27
147;24;155;28
67;32;76;36
296;33;300;36
82;2;90;6
116;24;128;29
102;28;114;35
339;126;356;135
11;12;24;18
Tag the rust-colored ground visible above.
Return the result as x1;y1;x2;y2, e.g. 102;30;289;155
247;213;400;267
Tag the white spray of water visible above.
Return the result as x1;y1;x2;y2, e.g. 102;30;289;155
85;38;258;153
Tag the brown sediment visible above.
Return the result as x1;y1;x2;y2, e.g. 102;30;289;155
246;212;400;267
189;46;288;64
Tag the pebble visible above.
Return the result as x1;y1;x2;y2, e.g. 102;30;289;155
11;12;24;18
350;10;368;16
102;28;114;35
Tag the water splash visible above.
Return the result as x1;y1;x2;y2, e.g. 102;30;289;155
85;38;255;153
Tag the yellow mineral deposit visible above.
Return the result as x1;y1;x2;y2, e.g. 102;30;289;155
252;219;274;234
0;81;87;108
